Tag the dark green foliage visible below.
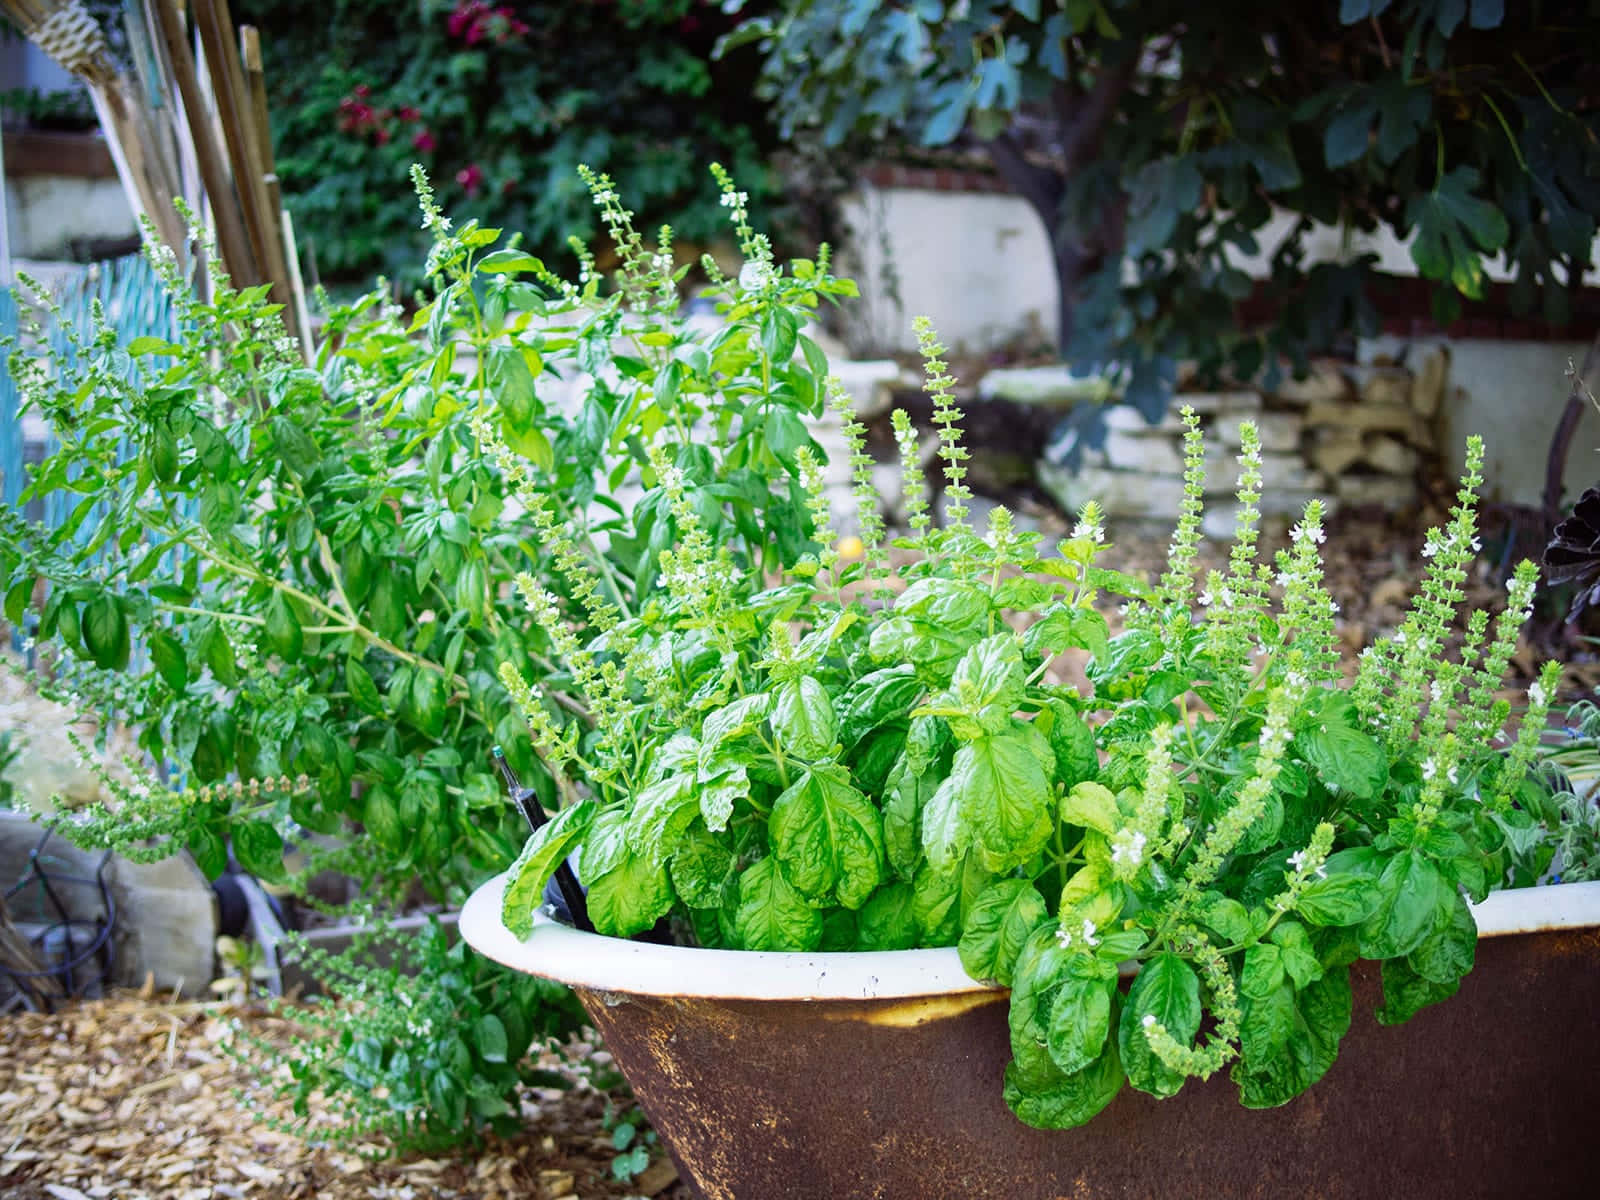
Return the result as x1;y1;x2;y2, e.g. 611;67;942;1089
730;0;1600;423
235;0;786;285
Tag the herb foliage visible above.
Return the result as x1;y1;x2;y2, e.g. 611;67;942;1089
500;322;1557;1126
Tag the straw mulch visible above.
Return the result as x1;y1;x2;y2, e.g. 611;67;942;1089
0;992;686;1200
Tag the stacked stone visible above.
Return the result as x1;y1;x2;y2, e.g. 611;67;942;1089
1035;350;1448;537
1290;351;1446;513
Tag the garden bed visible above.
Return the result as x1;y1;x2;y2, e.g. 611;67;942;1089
0;990;687;1200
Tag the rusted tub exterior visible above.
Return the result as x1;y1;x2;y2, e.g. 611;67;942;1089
461;876;1600;1200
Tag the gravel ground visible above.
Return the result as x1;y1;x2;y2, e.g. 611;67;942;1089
0;992;689;1200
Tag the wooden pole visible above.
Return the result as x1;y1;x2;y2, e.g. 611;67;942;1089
236;24;298;326
190;1;273;288
149;0;259;287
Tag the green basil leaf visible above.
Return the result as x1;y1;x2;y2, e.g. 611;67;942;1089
769;767;884;909
857;881;919;951
1232;966;1353;1108
1192;891;1253;945
670;822;735;909
587;845;674;939
1269;920;1324;989
1060;780;1120;837
499;800;594;936
625;775;700;864
1240;942;1286;1000
1406;887;1476;986
947;633;1026;731
233;819;285;883
1294;718;1387;802
1042;700;1098;789
1358;850;1447;959
264;592;303;662
186;825;227;880
1239;981;1296;1066
733;856;822;951
911;859;962;944
408;669;447;739
475;1013;509;1063
955;726;1053;873
837;666;922;749
149;630;188;693
769;676;837;760
345;657;384;717
958;877;1049;986
1046;973;1116;1076
1376;956;1461;1026
1120;952;1202;1098
81;592;129;671
360;784;401;856
1003;1032;1124;1130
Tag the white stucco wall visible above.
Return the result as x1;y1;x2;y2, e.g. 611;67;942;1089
3;174;135;259
837;185;1059;357
1361;335;1598;509
836;182;1597;503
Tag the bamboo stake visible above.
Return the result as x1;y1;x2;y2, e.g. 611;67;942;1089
149;0;258;286
280;206;314;363
190;1;271;288
236;23;299;327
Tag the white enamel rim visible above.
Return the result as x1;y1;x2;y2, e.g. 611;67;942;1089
458;871;1600;1002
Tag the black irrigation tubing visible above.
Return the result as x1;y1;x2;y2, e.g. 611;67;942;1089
1;831;116;1012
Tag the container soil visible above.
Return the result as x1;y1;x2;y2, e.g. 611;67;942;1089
462;872;1600;1200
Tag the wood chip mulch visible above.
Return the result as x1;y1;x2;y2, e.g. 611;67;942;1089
0;992;690;1200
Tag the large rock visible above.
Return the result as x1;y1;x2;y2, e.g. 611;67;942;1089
1173;390;1263;416
1272;362;1351;407
1364;435;1421;477
1304;400;1432;447
1202;492;1338;540
1308;429;1367;476
978;366;1115;408
1358;366;1414;409
0;812;216;996
1038;463;1188;520
1336;473;1420;508
1102;405;1189;436
829;359;904;421
1092;431;1186;476
1202;447;1326;495
1410;347;1450;418
1218;412;1302;453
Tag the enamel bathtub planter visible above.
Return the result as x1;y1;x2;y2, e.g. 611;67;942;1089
461;874;1599;1200
470;363;1594;1198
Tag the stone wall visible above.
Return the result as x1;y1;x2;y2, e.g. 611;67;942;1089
1035;351;1451;534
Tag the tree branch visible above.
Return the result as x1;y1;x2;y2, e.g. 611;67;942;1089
1059;50;1140;169
984;132;1064;224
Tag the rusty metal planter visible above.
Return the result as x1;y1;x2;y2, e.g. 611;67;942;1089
461;875;1600;1200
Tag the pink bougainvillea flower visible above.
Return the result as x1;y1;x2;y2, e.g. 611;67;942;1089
456;163;484;197
413;128;437;153
398;106;421;122
375;126;391;146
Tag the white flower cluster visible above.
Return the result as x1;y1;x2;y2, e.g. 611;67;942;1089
1110;829;1148;868
1055;918;1101;950
1286;848;1328;880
